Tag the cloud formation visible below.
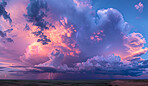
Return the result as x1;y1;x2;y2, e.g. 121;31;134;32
19;1;148;77
123;33;148;60
135;2;144;13
0;0;12;23
0;27;13;43
0;0;148;79
25;0;51;45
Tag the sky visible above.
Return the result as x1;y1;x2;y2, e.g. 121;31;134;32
0;0;148;80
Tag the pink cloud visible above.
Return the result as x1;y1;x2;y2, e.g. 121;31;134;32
123;33;148;60
20;42;50;65
73;0;92;9
135;2;144;13
0;0;148;79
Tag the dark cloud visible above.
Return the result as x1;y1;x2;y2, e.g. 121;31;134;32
4;28;13;33
0;67;5;72
9;66;61;74
0;0;13;43
0;28;13;37
0;35;14;43
0;30;6;37
74;55;145;76
0;28;13;43
7;54;148;77
0;67;5;69
0;0;12;24
142;60;148;65
7;58;146;77
25;0;51;45
9;73;24;76
24;24;30;31
6;38;13;42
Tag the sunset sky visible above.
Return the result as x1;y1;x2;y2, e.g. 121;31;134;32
0;0;148;80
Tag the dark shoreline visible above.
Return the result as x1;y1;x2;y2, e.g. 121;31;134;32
0;79;148;86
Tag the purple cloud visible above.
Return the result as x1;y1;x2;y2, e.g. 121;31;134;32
0;0;148;79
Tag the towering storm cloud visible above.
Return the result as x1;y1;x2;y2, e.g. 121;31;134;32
0;0;148;79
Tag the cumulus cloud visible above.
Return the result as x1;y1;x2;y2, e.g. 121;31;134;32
123;33;148;60
0;0;148;79
20;42;49;65
37;49;64;67
77;8;129;57
76;55;121;71
19;0;148;77
75;55;145;76
9;55;146;77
